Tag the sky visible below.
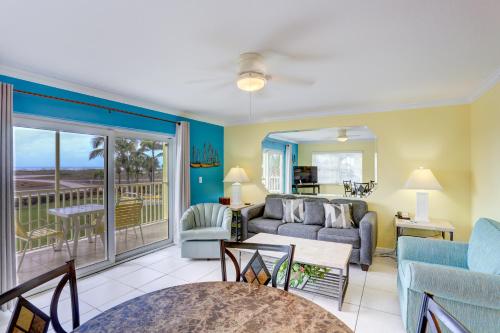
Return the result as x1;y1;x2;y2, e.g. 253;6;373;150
14;127;104;169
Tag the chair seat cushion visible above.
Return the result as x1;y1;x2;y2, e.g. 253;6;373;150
278;223;322;240
317;227;360;248
248;217;284;234
180;227;231;242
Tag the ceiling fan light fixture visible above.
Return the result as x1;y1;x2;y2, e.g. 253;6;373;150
237;72;266;92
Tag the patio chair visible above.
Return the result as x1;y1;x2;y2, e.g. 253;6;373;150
115;196;145;243
0;260;80;333
16;220;72;272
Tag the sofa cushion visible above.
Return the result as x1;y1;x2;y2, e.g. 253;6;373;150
248;217;284;234
317;227;361;248
467;218;500;275
263;197;284;220
303;198;329;225
180;227;231;242
277;223;322;240
330;199;367;226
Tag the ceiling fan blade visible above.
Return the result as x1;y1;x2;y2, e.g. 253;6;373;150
184;77;232;85
269;75;315;86
262;50;331;63
201;81;235;92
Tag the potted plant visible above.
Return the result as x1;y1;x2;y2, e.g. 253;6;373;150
276;260;330;289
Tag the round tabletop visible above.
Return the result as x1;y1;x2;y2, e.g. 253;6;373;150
74;281;352;333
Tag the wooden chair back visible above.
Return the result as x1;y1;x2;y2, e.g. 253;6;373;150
417;293;470;333
343;180;353;196
219;240;295;291
0;260;80;333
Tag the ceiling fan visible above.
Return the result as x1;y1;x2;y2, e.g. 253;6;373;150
336;128;361;142
186;52;315;93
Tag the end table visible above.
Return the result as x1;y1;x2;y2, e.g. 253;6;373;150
229;204;252;241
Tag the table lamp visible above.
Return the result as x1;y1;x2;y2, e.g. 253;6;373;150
223;166;249;206
404;167;442;222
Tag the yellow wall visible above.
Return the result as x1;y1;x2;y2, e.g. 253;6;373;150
225;105;471;248
297;140;376;195
471;83;500;224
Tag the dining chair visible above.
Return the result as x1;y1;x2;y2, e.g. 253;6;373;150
0;260;80;333
353;182;370;197
417;293;471;333
343;180;353;197
16;220;72;272
219;240;296;291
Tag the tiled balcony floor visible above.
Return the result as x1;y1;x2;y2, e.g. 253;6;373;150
16;222;169;284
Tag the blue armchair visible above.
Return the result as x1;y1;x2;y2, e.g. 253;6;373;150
180;203;232;259
397;218;500;333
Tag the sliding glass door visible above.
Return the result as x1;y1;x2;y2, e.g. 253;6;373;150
13;117;174;285
113;133;171;256
13;126;108;284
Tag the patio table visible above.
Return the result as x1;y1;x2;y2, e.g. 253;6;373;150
48;204;104;258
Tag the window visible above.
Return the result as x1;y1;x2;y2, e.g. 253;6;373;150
312;152;362;184
262;149;283;193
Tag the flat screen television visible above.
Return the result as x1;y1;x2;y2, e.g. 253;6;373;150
293;166;318;184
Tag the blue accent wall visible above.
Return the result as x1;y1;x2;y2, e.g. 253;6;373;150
261;137;298;192
0;75;224;204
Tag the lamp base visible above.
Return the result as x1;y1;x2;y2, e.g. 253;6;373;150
231;182;242;206
414;192;429;223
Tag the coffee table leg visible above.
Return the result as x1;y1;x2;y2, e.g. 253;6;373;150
338;267;344;311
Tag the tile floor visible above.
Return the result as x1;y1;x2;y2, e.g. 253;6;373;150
1;245;405;333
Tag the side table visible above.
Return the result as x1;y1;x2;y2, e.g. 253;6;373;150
229;204;252;241
395;217;455;241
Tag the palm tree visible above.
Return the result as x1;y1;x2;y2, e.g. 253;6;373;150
140;141;163;182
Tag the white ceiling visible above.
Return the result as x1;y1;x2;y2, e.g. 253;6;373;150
268;126;376;143
1;0;499;125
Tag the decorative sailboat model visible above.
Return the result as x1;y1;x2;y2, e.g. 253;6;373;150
191;143;220;168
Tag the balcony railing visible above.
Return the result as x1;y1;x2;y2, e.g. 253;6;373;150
14;182;168;252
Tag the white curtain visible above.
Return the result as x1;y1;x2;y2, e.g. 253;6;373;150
0;83;15;309
173;121;191;244
284;144;293;194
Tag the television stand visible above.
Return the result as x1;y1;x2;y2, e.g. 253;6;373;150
292;183;320;195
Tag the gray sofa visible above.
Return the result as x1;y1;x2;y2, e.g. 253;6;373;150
241;194;377;271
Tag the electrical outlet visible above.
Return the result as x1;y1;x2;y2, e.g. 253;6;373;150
198;176;203;184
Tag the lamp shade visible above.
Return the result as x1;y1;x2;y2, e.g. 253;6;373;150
404;167;442;190
223;166;249;183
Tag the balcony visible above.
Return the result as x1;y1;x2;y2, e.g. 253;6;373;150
15;182;169;284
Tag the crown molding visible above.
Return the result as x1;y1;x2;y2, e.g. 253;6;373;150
466;67;500;103
225;97;469;126
0;64;225;126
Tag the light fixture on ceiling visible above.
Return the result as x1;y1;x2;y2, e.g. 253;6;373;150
337;128;349;142
236;72;267;92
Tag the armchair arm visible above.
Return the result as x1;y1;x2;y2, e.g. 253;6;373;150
403;261;500;310
180;209;195;231
241;203;265;240
359;211;377;265
221;207;233;233
398;236;468;268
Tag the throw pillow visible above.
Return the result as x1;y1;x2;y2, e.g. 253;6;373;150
263;197;284;220
282;199;304;223
303;200;327;225
324;203;354;228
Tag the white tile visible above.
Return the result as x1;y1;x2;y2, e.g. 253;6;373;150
0;310;12;331
349;264;367;286
116;267;165;288
196;268;223;282
313;296;359;330
289;289;315;301
77;274;112;293
356;307;405;333
128;251;169;266
361;288;400;315
59;309;102;332
100;262;143;279
148;256;191;274
344;283;364;306
42;298;94;324
79;280;135;308
27;289;69;309
365;270;398;293
97;289;145;312
169;260;220;282
138;275;186;293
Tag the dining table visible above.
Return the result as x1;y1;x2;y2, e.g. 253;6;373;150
73;281;352;332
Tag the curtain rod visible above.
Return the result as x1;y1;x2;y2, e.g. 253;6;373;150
13;89;181;125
